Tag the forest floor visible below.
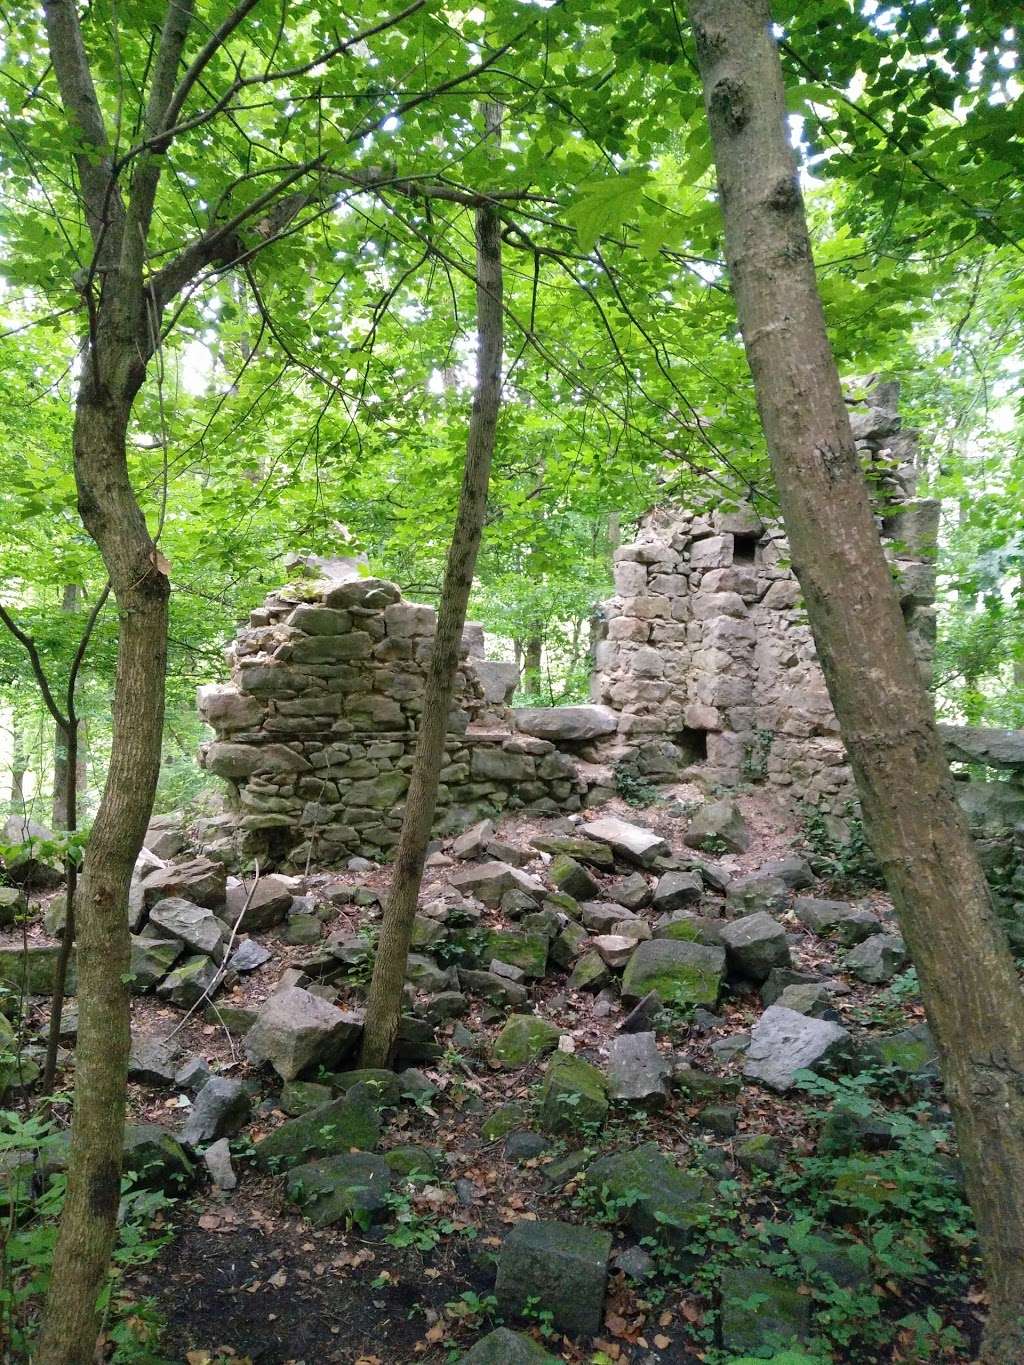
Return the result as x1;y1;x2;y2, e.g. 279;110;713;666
9;787;987;1365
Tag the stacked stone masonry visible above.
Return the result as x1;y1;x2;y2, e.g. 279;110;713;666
201;382;940;855
592;382;938;810
198;561;593;869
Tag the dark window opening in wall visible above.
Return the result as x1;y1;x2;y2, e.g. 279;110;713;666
676;727;708;764
733;533;758;565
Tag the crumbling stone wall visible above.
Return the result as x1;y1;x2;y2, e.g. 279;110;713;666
198;561;589;868
592;382;938;810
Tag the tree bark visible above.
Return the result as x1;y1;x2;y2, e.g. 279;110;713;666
523;633;543;694
35;392;169;1365
361;116;504;1070
52;586;79;829
686;5;1024;1359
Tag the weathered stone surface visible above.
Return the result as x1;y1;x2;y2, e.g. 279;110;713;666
606;1031;669;1105
182;1077;251;1146
538;1053;609;1134
719;1267;811;1354
744;1006;853;1092
484;930;548;978
491;1015;561;1068
580;817;668;868
142;857;226;911
496;1219;612;1339
726;872;789;916
0;815;63;887
610;872;651;909
776;982;833;1018
203;1137;237;1190
224;874;295;931
285;1151;392;1226
568;951;611;992
621;938;725;1007
129;935;182;991
128;1036;179;1086
461;1327;559;1364
458;968;528;1005
794;896;881;944
448;861;544;908
549;853;600;901
846;933;908;984
0;944;75;997
451;818;495;860
719;911;791;982
244;987;362;1081
513;705;617;743
149;898;227;961
254;1092;381;1170
592;934;636;969
651;870;702;912
228;938;272;973
0;886;27;927
156;954;219;1008
940;723;1024;772
531;835;614;868
684;798;749;853
584;1143;711;1249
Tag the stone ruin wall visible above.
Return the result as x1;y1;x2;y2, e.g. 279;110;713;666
199;382;942;861
197;562;602;870
592;382;939;812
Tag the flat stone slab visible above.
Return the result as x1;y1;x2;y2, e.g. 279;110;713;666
496;1219;612;1339
579;817;669;868
744;1005;853;1092
940;723;1024;771
513;704;618;743
448;861;545;908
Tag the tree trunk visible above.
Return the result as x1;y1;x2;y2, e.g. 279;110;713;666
523;633;543;694
361;125;504;1070
686;5;1024;1358
52;586;79;829
35;395;169;1365
10;723;28;805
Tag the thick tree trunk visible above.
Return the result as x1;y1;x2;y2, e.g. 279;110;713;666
35;396;169;1365
686;5;1024;1358
361;154;504;1069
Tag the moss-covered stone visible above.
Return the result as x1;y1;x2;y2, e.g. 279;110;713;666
383;1144;441;1177
285;1151;392;1227
331;1068;404;1106
280;1080;334;1116
491;1014;561;1068
621;939;725;1007
255;1093;381;1171
485;930;548;979
0;945;76;997
548;854;599;901
568;950;610;992
584;1142;711;1250
718;1266;811;1355
481;1102;531;1142
538;1053;609;1134
549;920;587;968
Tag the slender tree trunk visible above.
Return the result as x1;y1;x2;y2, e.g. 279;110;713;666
35;395;169;1364
524;633;543;693
10;724;28;805
52;586;79;829
41;719;77;1098
687;5;1024;1358
361;119;504;1069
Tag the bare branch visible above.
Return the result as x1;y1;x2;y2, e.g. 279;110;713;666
42;0;124;245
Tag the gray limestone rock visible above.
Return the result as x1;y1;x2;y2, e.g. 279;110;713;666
719;911;791;982
579;816;669;868
244;986;363;1081
606;1031;670;1105
513;704;617;743
744;1005;853;1092
148;898;227;961
182;1077;251;1146
846;933;908;984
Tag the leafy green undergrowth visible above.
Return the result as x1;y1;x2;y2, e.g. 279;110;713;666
1;1104;178;1362
571;1066;978;1362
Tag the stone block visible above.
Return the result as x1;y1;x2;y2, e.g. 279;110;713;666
496;1219;612;1340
